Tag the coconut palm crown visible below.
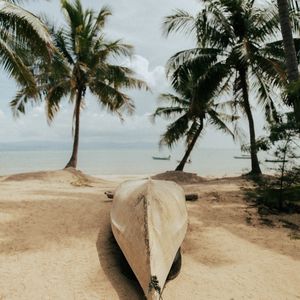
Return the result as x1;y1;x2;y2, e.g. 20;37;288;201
153;58;239;171
163;0;299;175
11;0;148;168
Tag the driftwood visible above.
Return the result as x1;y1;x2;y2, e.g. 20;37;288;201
185;193;199;201
105;191;198;201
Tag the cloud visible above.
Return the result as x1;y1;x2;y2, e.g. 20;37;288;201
123;55;168;91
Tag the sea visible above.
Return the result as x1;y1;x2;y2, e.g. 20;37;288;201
0;146;275;177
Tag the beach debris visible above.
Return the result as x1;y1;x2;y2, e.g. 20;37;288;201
105;191;114;199
185;193;199;201
71;178;92;187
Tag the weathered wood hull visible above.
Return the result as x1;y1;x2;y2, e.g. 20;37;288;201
110;179;188;299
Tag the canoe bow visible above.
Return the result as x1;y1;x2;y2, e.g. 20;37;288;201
110;179;188;299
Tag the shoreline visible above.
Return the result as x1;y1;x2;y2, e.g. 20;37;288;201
0;167;255;181
0;147;275;178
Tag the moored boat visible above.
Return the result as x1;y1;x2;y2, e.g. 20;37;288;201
152;155;171;160
265;159;288;163
234;154;251;159
110;179;188;299
177;159;192;164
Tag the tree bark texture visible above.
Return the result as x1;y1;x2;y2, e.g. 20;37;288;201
65;86;83;169
277;0;300;121
238;67;262;175
175;121;203;171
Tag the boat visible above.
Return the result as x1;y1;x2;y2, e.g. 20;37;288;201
265;159;288;163
110;179;188;299
234;154;251;159
152;155;171;160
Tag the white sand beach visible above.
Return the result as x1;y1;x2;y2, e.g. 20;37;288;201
0;169;300;300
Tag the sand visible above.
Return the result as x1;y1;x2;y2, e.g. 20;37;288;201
0;169;300;300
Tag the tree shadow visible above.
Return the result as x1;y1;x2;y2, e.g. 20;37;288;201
187;181;300;260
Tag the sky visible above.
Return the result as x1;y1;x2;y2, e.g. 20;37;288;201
0;0;267;151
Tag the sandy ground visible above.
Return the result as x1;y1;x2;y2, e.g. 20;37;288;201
0;169;300;300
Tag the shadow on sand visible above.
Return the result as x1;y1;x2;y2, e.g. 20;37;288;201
95;210;184;299
96;212;144;300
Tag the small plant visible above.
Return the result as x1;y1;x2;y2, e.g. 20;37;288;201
257;113;300;211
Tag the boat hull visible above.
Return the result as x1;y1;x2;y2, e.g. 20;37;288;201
152;156;171;160
110;179;188;299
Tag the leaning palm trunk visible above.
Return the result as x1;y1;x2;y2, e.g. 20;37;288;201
277;0;300;122
238;67;262;175
175;121;203;171
65;87;82;169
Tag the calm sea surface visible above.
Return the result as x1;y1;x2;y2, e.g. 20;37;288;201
0;147;274;177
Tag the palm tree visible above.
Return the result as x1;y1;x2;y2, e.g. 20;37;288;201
153;60;238;171
163;0;289;175
276;0;300;121
11;0;147;169
0;0;52;93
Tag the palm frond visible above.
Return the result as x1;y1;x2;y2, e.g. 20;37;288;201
0;35;36;90
91;64;148;91
162;9;195;37
89;80;135;115
195;8;231;48
51;28;74;65
91;5;112;36
167;47;221;75
0;1;53;53
158;93;190;107
159;114;190;148
207;109;237;139
152;106;186;121
289;0;300;12
45;79;72;122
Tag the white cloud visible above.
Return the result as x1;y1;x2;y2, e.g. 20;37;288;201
123;55;168;91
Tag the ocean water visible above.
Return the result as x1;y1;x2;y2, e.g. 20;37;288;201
0;147;273;177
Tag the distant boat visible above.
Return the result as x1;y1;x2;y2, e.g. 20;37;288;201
152;155;171;160
177;159;192;164
234;155;251;159
265;159;288;163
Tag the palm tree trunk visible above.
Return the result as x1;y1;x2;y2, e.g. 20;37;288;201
277;0;300;122
65;87;82;169
175;121;203;171
238;67;262;175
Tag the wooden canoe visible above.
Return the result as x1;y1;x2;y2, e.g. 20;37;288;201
110;179;188;299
